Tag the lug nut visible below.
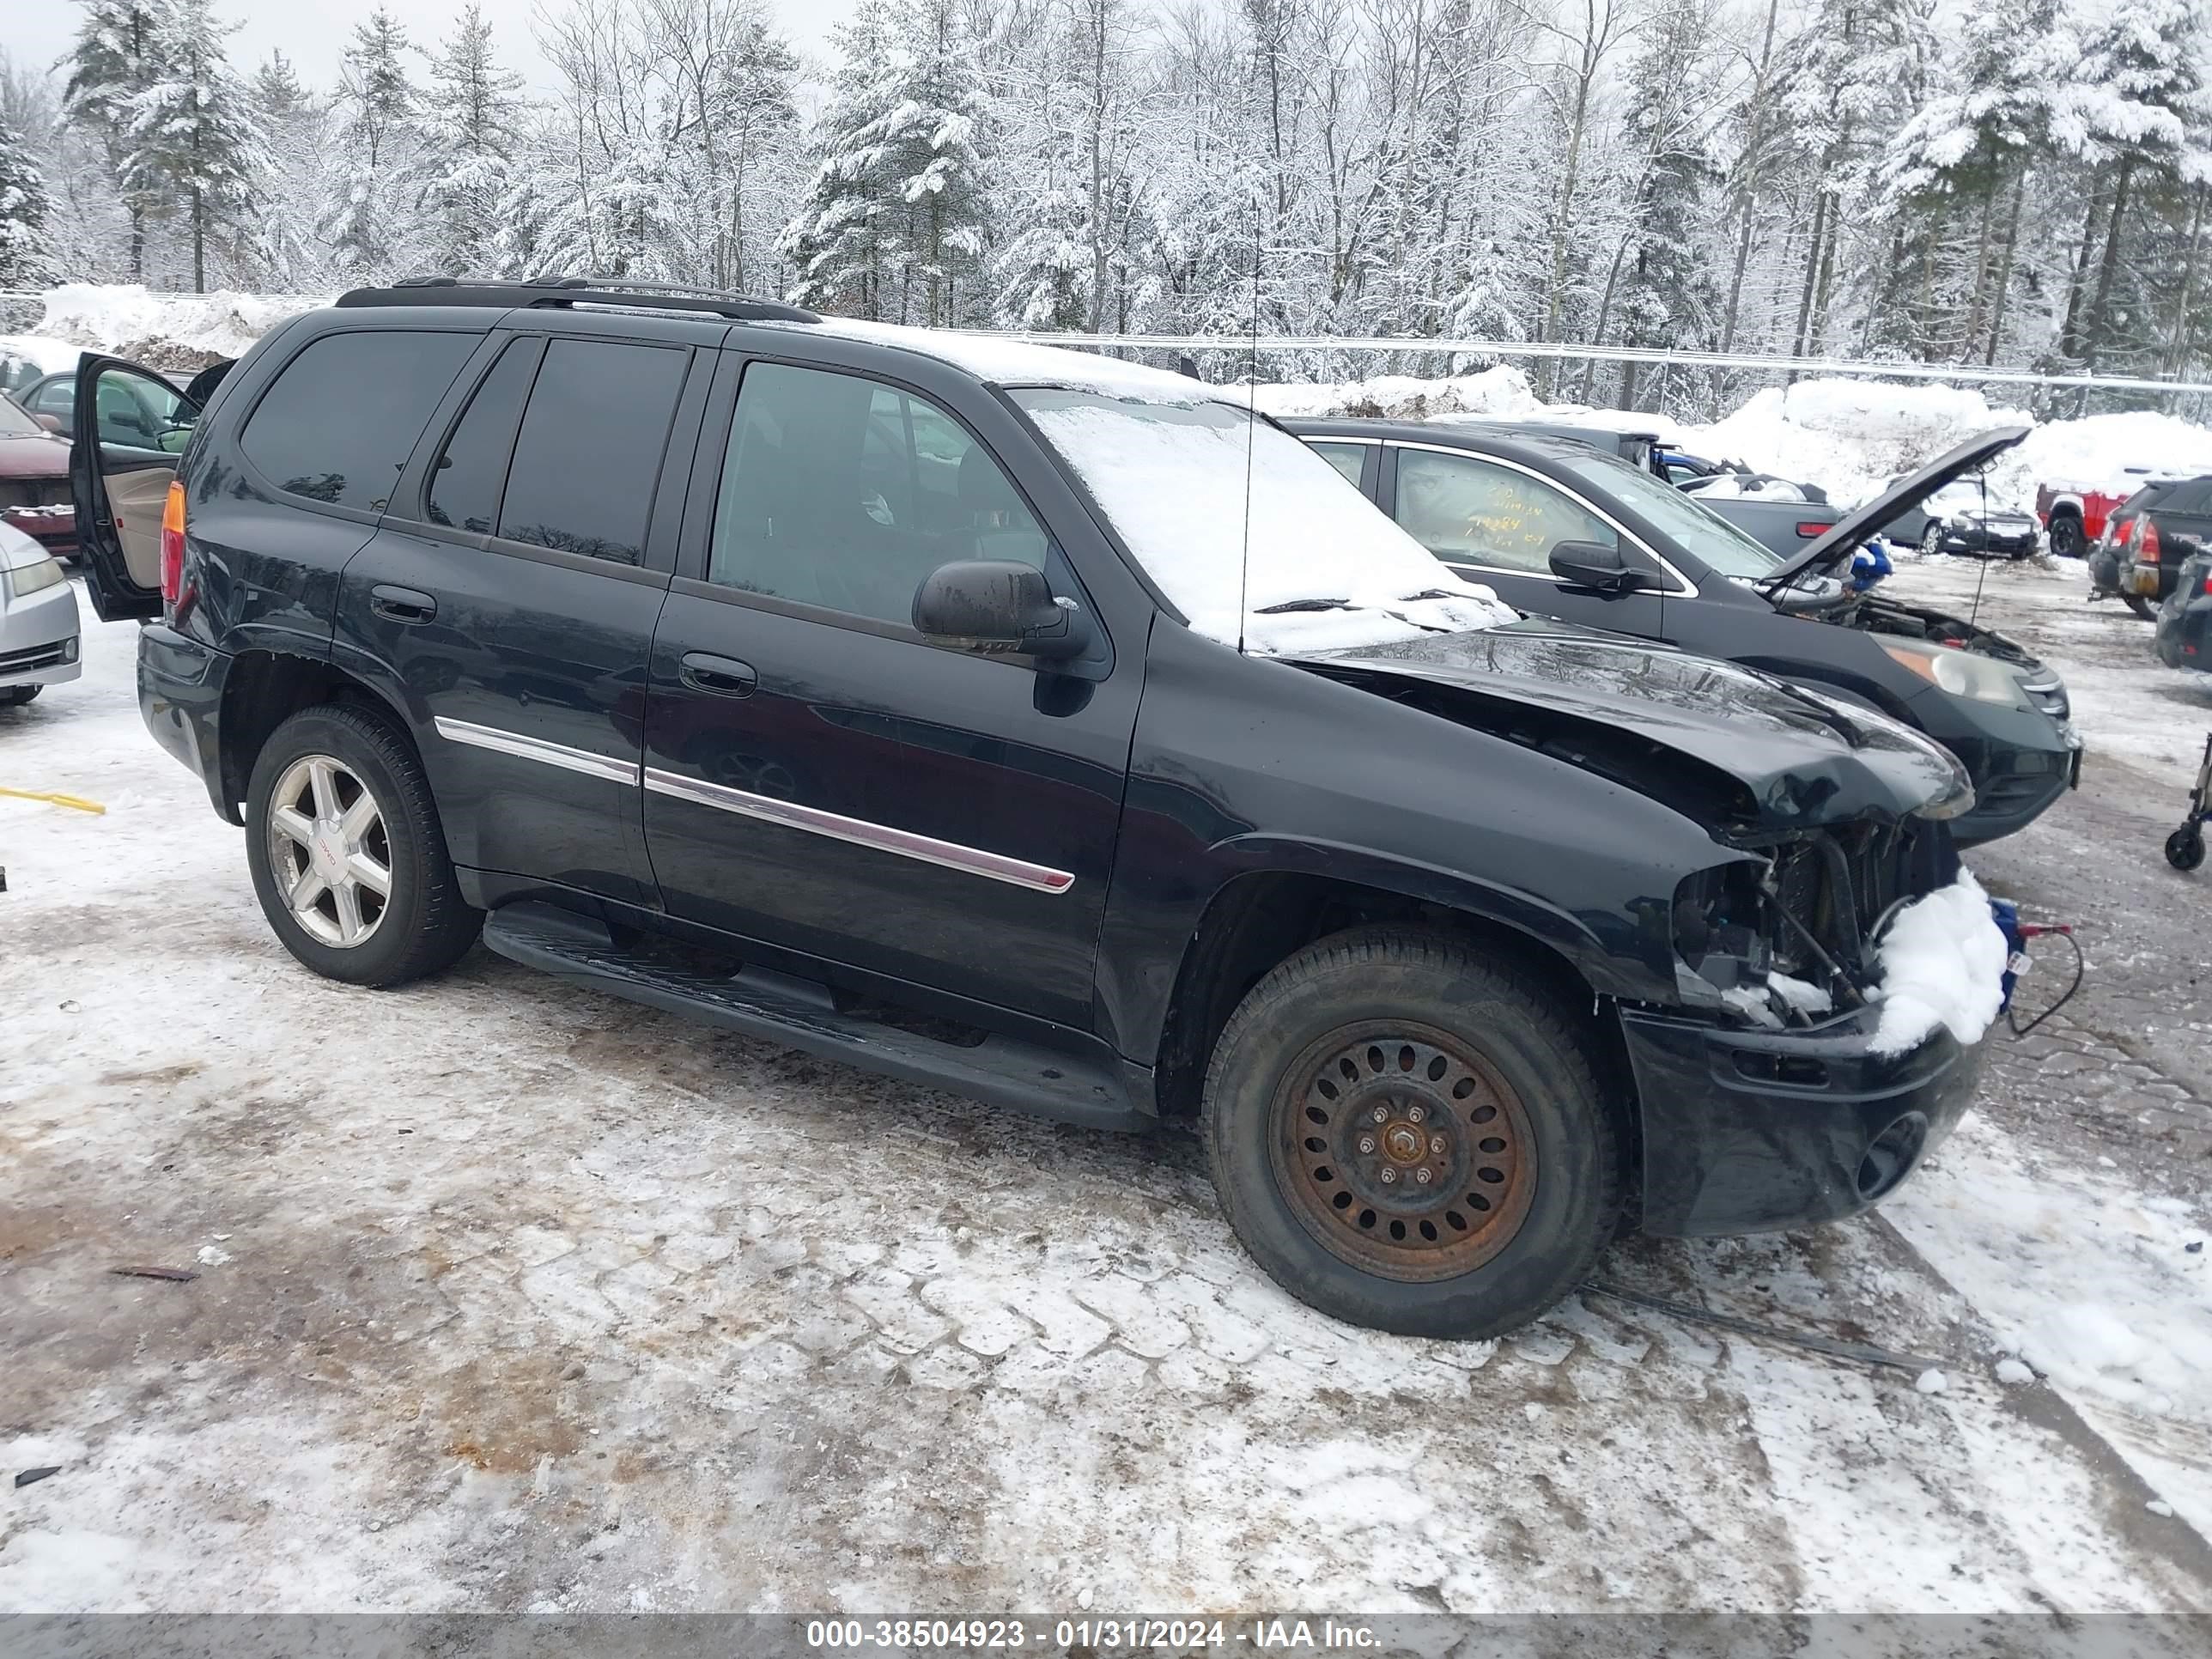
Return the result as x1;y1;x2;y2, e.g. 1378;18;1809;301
1378;1166;1398;1184
1357;1134;1376;1155
1430;1135;1447;1157
1407;1105;1425;1124
1413;1166;1432;1185
1371;1105;1389;1124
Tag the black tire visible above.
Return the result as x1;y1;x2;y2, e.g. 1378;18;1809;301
244;703;480;988
0;684;41;707
1919;523;1944;557
2124;592;2157;621
2169;829;2207;872
2050;514;2084;559
1201;926;1623;1340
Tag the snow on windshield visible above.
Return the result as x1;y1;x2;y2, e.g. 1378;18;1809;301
1013;390;1514;653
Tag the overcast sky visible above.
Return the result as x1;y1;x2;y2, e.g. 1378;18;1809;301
9;0;859;99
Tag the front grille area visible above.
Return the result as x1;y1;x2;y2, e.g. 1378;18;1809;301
0;478;70;513
1753;823;1933;975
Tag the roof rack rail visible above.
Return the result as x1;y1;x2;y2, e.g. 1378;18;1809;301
338;276;818;325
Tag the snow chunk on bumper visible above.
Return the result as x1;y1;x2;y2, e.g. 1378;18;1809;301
1868;871;2008;1055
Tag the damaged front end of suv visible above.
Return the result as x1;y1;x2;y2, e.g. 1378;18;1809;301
1299;623;1992;1240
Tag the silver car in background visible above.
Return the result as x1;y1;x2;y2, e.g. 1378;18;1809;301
0;520;80;708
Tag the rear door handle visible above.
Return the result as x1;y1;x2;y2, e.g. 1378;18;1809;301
678;652;757;697
369;584;437;624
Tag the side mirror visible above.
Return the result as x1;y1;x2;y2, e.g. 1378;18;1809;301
1549;540;1656;593
913;560;1091;660
33;413;63;434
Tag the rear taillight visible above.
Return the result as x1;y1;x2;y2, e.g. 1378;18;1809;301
1795;521;1827;538
2140;519;2161;565
159;479;186;611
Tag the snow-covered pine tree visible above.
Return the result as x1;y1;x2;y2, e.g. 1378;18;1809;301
0;112;56;287
782;0;990;325
989;0;1155;332
125;0;263;292
1597;0;1724;409
326;5;426;276
1875;0;2060;366
2051;0;2212;375
63;0;174;279
421;3;526;281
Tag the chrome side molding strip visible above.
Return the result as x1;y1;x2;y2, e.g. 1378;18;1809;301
432;717;641;787
641;766;1075;895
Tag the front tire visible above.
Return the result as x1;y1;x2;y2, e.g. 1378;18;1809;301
2050;514;2084;558
1201;927;1623;1340
1920;523;1945;557
2169;828;2206;872
245;704;481;987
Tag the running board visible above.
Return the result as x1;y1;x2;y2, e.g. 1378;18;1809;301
481;903;1146;1132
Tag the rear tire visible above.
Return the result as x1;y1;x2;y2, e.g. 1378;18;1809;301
1201;926;1622;1340
2125;593;2156;621
2169;829;2206;872
245;704;481;988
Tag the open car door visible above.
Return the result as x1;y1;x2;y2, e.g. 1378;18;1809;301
67;353;202;622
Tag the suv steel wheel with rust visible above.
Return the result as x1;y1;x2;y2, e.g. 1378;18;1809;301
1204;926;1622;1340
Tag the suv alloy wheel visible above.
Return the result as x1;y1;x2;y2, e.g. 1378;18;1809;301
245;705;483;988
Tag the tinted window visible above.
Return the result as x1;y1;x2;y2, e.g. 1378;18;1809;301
242;331;474;511
1308;442;1367;488
427;341;538;534
1395;449;1616;574
710;362;1047;625
2157;480;2212;514
497;339;686;564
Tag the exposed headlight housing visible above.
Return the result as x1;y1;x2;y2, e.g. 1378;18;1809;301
1880;640;2024;706
1948;513;1975;529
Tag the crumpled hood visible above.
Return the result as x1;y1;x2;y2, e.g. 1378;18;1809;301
1296;621;1974;830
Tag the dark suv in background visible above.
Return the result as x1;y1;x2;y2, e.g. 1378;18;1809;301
77;279;1991;1340
2096;475;2212;620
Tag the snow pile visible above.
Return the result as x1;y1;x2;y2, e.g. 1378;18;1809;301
0;333;90;377
1681;378;2212;514
33;283;323;367
1867;870;2008;1055
2018;1302;2212;1418
1017;387;1514;653
1252;365;1542;422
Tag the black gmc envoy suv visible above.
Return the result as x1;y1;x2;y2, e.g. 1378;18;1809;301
76;278;1989;1339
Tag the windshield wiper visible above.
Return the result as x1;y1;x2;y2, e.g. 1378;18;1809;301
1255;598;1355;614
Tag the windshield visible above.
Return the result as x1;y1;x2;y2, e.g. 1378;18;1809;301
1549;448;1787;579
1012;389;1513;653
0;395;42;436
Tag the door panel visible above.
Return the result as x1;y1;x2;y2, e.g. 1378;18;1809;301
643;355;1137;1026
331;331;701;903
66;355;200;621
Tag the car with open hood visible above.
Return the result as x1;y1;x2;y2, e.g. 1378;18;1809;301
1287;418;2077;846
77;279;1998;1341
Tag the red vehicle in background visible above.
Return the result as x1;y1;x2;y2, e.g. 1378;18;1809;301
2037;467;2165;557
0;392;76;556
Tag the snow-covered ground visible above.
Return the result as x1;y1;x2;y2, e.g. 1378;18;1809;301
3;561;2209;1620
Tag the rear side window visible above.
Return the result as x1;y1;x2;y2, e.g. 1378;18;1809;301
2158;480;2212;514
495;339;687;564
240;331;476;512
1307;442;1367;488
428;341;538;534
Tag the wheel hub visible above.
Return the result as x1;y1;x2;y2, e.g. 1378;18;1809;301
266;754;393;951
1271;1025;1537;1283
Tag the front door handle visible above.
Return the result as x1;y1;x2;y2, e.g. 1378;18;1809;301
678;652;757;697
369;584;437;624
